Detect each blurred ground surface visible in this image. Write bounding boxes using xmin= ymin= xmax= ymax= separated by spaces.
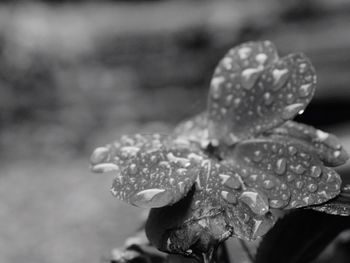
xmin=1 ymin=1 xmax=350 ymax=263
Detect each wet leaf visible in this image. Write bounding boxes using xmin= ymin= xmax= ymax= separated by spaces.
xmin=90 ymin=134 xmax=207 ymax=208
xmin=255 ymin=209 xmax=350 ymax=263
xmin=173 ymin=112 xmax=209 ymax=148
xmin=221 ymin=137 xmax=342 ymax=209
xmin=266 ymin=121 xmax=349 ymax=166
xmin=208 ymin=41 xmax=316 ymax=146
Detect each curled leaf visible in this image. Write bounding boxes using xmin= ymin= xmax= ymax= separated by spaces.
xmin=266 ymin=121 xmax=349 ymax=166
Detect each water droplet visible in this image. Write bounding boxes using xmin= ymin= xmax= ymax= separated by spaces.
xmin=333 ymin=151 xmax=341 ymax=158
xmin=295 ymin=181 xmax=304 ymax=189
xmin=238 ymin=47 xmax=252 ymax=59
xmin=316 ymin=130 xmax=329 ymax=141
xmin=224 ymin=95 xmax=233 ymax=107
xmin=299 ymin=83 xmax=312 ymax=97
xmin=269 ymin=199 xmax=284 ymax=208
xmin=286 ymin=93 xmax=294 ymax=104
xmin=90 ymin=147 xmax=109 ymax=165
xmin=150 ymin=155 xmax=158 ymax=163
xmin=233 ymin=98 xmax=241 ymax=108
xmin=249 ymin=174 xmax=258 ymax=182
xmin=291 ymin=164 xmax=306 ymax=175
xmin=263 ymin=180 xmax=275 ymax=189
xmin=272 ymin=68 xmax=289 ymax=90
xmin=221 ymin=191 xmax=237 ymax=204
xmin=282 ymin=193 xmax=290 ymax=201
xmin=211 ymin=77 xmax=225 ymax=99
xmin=310 ymin=166 xmax=322 ymax=178
xmin=282 ymin=103 xmax=304 ymax=120
xmin=131 ymin=189 xmax=171 ymax=208
xmin=222 ymin=57 xmax=233 ymax=70
xmin=219 ymin=174 xmax=230 ymax=185
xmin=308 ymin=183 xmax=318 ymax=193
xmin=169 ymin=178 xmax=175 ymax=185
xmin=288 ymin=146 xmax=297 ymax=156
xmin=299 ymin=63 xmax=307 ymax=73
xmin=281 ymin=183 xmax=288 ymax=190
xmin=271 ymin=144 xmax=278 ymax=153
xmin=92 ymin=163 xmax=120 ymax=173
xmin=263 ymin=92 xmax=274 ymax=106
xmin=287 ymin=174 xmax=295 ymax=182
xmin=241 ymin=68 xmax=262 ymax=90
xmin=225 ymin=176 xmax=241 ymax=190
xmin=256 ymin=53 xmax=268 ymax=65
xmin=128 ymin=163 xmax=138 ymax=175
xmin=299 ymin=153 xmax=310 ymax=160
xmin=275 ymin=158 xmax=287 ymax=175
xmin=253 ymin=150 xmax=263 ymax=162
xmin=178 ymin=182 xmax=185 ymax=193
xmin=239 ymin=190 xmax=269 ymax=216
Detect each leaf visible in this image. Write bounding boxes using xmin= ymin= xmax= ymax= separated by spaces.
xmin=266 ymin=121 xmax=349 ymax=166
xmin=208 ymin=42 xmax=316 ymax=146
xmin=255 ymin=209 xmax=350 ymax=263
xmin=90 ymin=134 xmax=207 ymax=208
xmin=221 ymin=137 xmax=342 ymax=209
xmin=172 ymin=112 xmax=209 ymax=148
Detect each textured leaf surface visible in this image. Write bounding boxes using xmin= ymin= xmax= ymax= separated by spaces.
xmin=173 ymin=112 xmax=209 ymax=148
xmin=90 ymin=134 xmax=206 ymax=208
xmin=267 ymin=121 xmax=349 ymax=166
xmin=208 ymin=41 xmax=316 ymax=146
xmin=221 ymin=138 xmax=342 ymax=209
xmin=255 ymin=209 xmax=350 ymax=263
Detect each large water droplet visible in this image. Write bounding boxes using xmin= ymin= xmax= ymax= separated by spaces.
xmin=282 ymin=103 xmax=304 ymax=120
xmin=275 ymin=158 xmax=287 ymax=175
xmin=239 ymin=190 xmax=269 ymax=216
xmin=272 ymin=68 xmax=289 ymax=90
xmin=131 ymin=189 xmax=171 ymax=208
xmin=225 ymin=176 xmax=241 ymax=190
xmin=241 ymin=68 xmax=262 ymax=90
xmin=288 ymin=145 xmax=297 ymax=156
xmin=211 ymin=77 xmax=225 ymax=99
xmin=92 ymin=163 xmax=120 ymax=173
xmin=263 ymin=180 xmax=275 ymax=189
xmin=222 ymin=57 xmax=233 ymax=70
xmin=298 ymin=83 xmax=312 ymax=97
xmin=310 ymin=166 xmax=322 ymax=178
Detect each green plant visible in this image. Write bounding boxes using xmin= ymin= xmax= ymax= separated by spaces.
xmin=90 ymin=41 xmax=350 ymax=263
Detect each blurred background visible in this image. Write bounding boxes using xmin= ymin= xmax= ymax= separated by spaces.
xmin=1 ymin=0 xmax=350 ymax=262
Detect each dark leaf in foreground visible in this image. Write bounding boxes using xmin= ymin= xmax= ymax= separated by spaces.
xmin=255 ymin=209 xmax=350 ymax=263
